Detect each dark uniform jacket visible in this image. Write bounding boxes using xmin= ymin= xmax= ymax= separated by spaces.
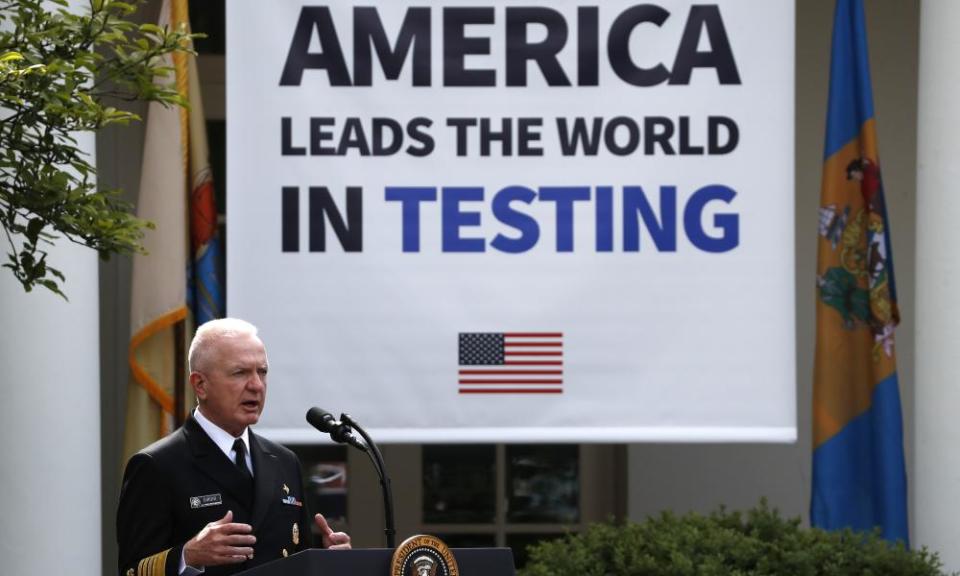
xmin=117 ymin=416 xmax=313 ymax=576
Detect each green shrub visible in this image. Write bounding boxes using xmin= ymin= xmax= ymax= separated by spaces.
xmin=520 ymin=501 xmax=947 ymax=576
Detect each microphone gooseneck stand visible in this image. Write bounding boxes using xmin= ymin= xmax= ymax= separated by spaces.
xmin=340 ymin=413 xmax=396 ymax=549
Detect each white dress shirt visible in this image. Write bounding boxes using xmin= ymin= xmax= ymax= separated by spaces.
xmin=193 ymin=407 xmax=253 ymax=475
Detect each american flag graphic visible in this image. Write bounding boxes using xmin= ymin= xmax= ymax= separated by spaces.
xmin=458 ymin=332 xmax=564 ymax=394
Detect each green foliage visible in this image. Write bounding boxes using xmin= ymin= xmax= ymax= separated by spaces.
xmin=0 ymin=0 xmax=195 ymax=297
xmin=520 ymin=502 xmax=948 ymax=576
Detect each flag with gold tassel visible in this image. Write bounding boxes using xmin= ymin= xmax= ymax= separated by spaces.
xmin=124 ymin=0 xmax=223 ymax=463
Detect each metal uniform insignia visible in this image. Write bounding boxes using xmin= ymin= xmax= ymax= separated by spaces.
xmin=391 ymin=535 xmax=459 ymax=576
xmin=281 ymin=495 xmax=303 ymax=506
xmin=280 ymin=482 xmax=302 ymax=506
xmin=292 ymin=522 xmax=300 ymax=545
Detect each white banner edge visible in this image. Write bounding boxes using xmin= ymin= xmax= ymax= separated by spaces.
xmin=258 ymin=426 xmax=798 ymax=445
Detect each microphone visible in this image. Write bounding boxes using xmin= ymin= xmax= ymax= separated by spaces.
xmin=306 ymin=407 xmax=366 ymax=451
xmin=305 ymin=407 xmax=397 ymax=548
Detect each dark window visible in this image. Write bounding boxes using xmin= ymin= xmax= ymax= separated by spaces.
xmin=506 ymin=445 xmax=579 ymax=524
xmin=423 ymin=445 xmax=496 ymax=523
xmin=189 ymin=0 xmax=225 ymax=54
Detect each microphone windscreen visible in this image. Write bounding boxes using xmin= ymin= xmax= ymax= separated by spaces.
xmin=306 ymin=407 xmax=336 ymax=432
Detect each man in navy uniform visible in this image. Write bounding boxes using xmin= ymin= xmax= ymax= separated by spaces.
xmin=117 ymin=318 xmax=351 ymax=576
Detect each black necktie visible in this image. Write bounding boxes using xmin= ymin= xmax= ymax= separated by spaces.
xmin=232 ymin=438 xmax=254 ymax=488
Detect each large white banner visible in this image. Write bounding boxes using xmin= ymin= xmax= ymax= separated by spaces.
xmin=227 ymin=0 xmax=796 ymax=443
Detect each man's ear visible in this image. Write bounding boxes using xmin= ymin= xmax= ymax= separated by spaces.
xmin=189 ymin=372 xmax=206 ymax=400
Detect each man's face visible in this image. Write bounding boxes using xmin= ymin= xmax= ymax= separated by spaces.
xmin=192 ymin=332 xmax=268 ymax=437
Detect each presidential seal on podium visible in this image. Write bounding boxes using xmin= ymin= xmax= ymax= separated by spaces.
xmin=391 ymin=535 xmax=459 ymax=576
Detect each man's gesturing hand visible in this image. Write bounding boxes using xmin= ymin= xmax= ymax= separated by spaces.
xmin=183 ymin=510 xmax=257 ymax=567
xmin=315 ymin=513 xmax=351 ymax=549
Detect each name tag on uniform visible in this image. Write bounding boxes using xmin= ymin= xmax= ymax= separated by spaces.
xmin=190 ymin=493 xmax=223 ymax=509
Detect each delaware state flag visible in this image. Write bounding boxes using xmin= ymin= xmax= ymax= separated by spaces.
xmin=811 ymin=0 xmax=908 ymax=544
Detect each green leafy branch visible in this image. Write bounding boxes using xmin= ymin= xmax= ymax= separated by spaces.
xmin=0 ymin=0 xmax=197 ymax=298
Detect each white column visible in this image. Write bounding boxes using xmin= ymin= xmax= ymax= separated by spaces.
xmin=915 ymin=0 xmax=960 ymax=568
xmin=0 ymin=146 xmax=102 ymax=571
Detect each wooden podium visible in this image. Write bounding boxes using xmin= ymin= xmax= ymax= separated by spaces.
xmin=237 ymin=548 xmax=516 ymax=576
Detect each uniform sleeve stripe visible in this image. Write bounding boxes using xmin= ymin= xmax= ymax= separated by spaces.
xmin=137 ymin=548 xmax=170 ymax=576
